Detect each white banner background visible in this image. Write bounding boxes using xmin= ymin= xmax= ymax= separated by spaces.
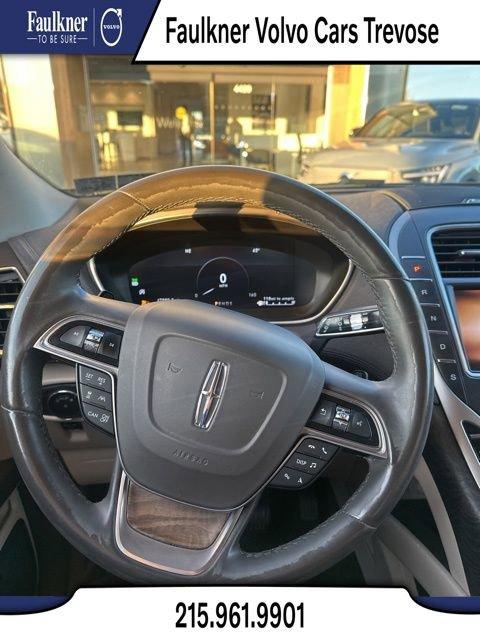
xmin=135 ymin=0 xmax=477 ymax=62
xmin=1 ymin=588 xmax=478 ymax=635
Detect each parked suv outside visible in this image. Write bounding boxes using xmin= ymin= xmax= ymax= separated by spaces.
xmin=300 ymin=99 xmax=480 ymax=185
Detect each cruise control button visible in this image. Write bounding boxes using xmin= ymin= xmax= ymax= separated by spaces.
xmin=411 ymin=279 xmax=439 ymax=304
xmin=309 ymin=397 xmax=336 ymax=427
xmin=82 ymin=403 xmax=114 ymax=434
xmin=59 ymin=325 xmax=88 ymax=348
xmin=269 ymin=468 xmax=311 ymax=489
xmin=297 ymin=438 xmax=338 ymax=460
xmin=99 ymin=332 xmax=122 ymax=359
xmin=80 ymin=384 xmax=112 ymax=411
xmin=79 ymin=366 xmax=112 ymax=392
xmin=286 ymin=452 xmax=326 ymax=475
xmin=348 ymin=411 xmax=373 ymax=440
xmin=422 ymin=305 xmax=447 ymax=332
xmin=429 ymin=332 xmax=455 ymax=361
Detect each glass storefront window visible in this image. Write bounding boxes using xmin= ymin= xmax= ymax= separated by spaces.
xmin=0 ymin=58 xmax=332 ymax=191
xmin=86 ymin=63 xmax=328 ymax=183
xmin=3 ymin=58 xmax=479 ymax=194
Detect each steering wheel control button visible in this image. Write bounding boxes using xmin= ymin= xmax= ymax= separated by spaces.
xmin=307 ymin=394 xmax=380 ymax=447
xmin=59 ymin=325 xmax=88 ymax=348
xmin=422 ymin=305 xmax=448 ymax=332
xmin=348 ymin=411 xmax=373 ymax=439
xmin=316 ymin=308 xmax=382 ymax=336
xmin=286 ymin=452 xmax=326 ymax=475
xmin=297 ymin=438 xmax=337 ymax=460
xmin=437 ymin=360 xmax=465 ymax=400
xmin=270 ymin=468 xmax=312 ymax=489
xmin=411 ymin=279 xmax=439 ymax=304
xmin=80 ymin=384 xmax=112 ymax=411
xmin=99 ymin=332 xmax=122 ymax=359
xmin=334 ymin=405 xmax=351 ymax=422
xmin=52 ymin=323 xmax=123 ymax=364
xmin=429 ymin=332 xmax=455 ymax=361
xmin=401 ymin=257 xmax=432 ymax=279
xmin=79 ymin=365 xmax=112 ymax=393
xmin=83 ymin=328 xmax=104 ymax=353
xmin=332 ymin=418 xmax=349 ymax=431
xmin=81 ymin=403 xmax=114 ymax=435
xmin=308 ymin=397 xmax=336 ymax=427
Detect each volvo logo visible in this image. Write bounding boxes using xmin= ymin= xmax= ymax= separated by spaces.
xmin=100 ymin=8 xmax=123 ymax=47
xmin=193 ymin=360 xmax=228 ymax=430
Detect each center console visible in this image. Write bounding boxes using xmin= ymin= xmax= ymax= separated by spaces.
xmin=390 ymin=205 xmax=480 ymax=488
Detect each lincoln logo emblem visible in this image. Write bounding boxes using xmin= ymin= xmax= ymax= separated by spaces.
xmin=193 ymin=360 xmax=228 ymax=430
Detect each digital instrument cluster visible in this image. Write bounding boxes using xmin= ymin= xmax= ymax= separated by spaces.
xmin=128 ymin=242 xmax=316 ymax=311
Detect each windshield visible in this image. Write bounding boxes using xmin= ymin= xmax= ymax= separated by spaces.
xmin=1 ymin=58 xmax=480 ymax=193
xmin=357 ymin=102 xmax=480 ymax=139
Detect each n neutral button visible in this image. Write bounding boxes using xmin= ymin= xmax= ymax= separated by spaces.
xmin=423 ymin=305 xmax=447 ymax=332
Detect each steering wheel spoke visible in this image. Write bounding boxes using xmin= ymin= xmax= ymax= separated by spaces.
xmin=111 ymin=470 xmax=251 ymax=578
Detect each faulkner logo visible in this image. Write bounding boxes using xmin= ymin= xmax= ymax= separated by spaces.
xmin=100 ymin=8 xmax=123 ymax=47
xmin=26 ymin=10 xmax=88 ymax=44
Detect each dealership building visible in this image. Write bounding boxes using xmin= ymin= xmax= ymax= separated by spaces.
xmin=0 ymin=58 xmax=473 ymax=191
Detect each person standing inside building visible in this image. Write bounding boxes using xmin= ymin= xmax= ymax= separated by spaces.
xmin=175 ymin=105 xmax=194 ymax=166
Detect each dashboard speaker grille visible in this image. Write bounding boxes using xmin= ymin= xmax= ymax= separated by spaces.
xmin=432 ymin=229 xmax=480 ymax=277
xmin=0 ymin=268 xmax=23 ymax=356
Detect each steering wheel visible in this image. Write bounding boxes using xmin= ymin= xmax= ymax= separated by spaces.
xmin=1 ymin=167 xmax=433 ymax=584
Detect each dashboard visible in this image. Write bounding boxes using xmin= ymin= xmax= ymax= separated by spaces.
xmin=6 ymin=172 xmax=480 ymax=590
xmin=94 ymin=211 xmax=351 ymax=324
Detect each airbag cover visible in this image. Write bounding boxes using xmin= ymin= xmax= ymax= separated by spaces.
xmin=116 ymin=300 xmax=324 ymax=509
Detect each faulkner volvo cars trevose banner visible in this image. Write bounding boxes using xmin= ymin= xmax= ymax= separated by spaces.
xmin=0 ymin=0 xmax=480 ymax=635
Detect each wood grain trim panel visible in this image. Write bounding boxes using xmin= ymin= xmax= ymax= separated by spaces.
xmin=126 ymin=482 xmax=229 ymax=550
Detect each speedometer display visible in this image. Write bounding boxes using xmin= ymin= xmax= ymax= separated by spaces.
xmin=128 ymin=242 xmax=316 ymax=311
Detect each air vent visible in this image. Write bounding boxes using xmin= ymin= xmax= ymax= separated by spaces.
xmin=432 ymin=229 xmax=480 ymax=278
xmin=0 ymin=268 xmax=24 ymax=356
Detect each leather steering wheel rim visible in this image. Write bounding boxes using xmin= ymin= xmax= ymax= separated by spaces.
xmin=1 ymin=166 xmax=433 ymax=584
